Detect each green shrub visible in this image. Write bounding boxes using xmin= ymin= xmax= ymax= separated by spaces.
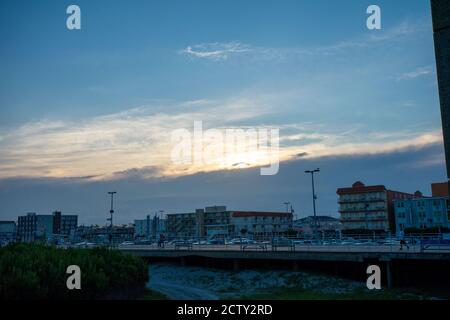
xmin=0 ymin=243 xmax=149 ymax=300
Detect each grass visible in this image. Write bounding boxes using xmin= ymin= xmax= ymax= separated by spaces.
xmin=139 ymin=289 xmax=169 ymax=300
xmin=237 ymin=287 xmax=438 ymax=300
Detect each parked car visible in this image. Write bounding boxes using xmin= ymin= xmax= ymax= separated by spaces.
xmin=134 ymin=239 xmax=153 ymax=245
xmin=207 ymin=238 xmax=225 ymax=245
xmin=382 ymin=239 xmax=401 ymax=246
xmin=271 ymin=237 xmax=293 ymax=246
xmin=226 ymin=238 xmax=255 ymax=245
xmin=339 ymin=240 xmax=357 ymax=246
xmin=192 ymin=240 xmax=208 ymax=245
xmin=167 ymin=240 xmax=179 ymax=246
xmin=119 ymin=241 xmax=135 ymax=246
xmin=73 ymin=241 xmax=96 ymax=248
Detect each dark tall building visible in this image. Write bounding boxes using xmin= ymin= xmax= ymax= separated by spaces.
xmin=52 ymin=211 xmax=78 ymax=236
xmin=17 ymin=212 xmax=77 ymax=243
xmin=431 ymin=1 xmax=450 ymax=192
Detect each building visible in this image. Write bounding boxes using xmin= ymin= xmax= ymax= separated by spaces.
xmin=135 ymin=218 xmax=149 ymax=239
xmin=18 ymin=213 xmax=53 ymax=242
xmin=337 ymin=181 xmax=414 ymax=233
xmin=432 ymin=182 xmax=449 ymax=197
xmin=231 ymin=211 xmax=293 ymax=238
xmin=74 ymin=225 xmax=107 ymax=244
xmin=203 ymin=206 xmax=233 ymax=238
xmin=0 ymin=221 xmax=17 ymax=244
xmin=293 ymin=216 xmax=341 ymax=235
xmin=167 ymin=211 xmax=202 ymax=238
xmin=394 ymin=196 xmax=450 ymax=234
xmin=431 ymin=0 xmax=450 ymax=201
xmin=17 ymin=212 xmax=78 ymax=243
xmin=166 ymin=207 xmax=224 ymax=239
xmin=75 ymin=224 xmax=134 ymax=244
xmin=112 ymin=224 xmax=135 ymax=243
xmin=134 ymin=215 xmax=167 ymax=240
xmin=166 ymin=206 xmax=293 ymax=239
xmin=52 ymin=211 xmax=78 ymax=238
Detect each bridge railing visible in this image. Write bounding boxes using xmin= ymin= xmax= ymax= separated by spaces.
xmin=117 ymin=233 xmax=450 ymax=253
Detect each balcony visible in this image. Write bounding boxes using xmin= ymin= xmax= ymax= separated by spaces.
xmin=339 ymin=208 xmax=387 ymax=214
xmin=338 ymin=199 xmax=386 ymax=204
xmin=339 ymin=218 xmax=387 ymax=223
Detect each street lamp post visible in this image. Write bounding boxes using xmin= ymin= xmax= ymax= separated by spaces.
xmin=305 ymin=168 xmax=320 ymax=236
xmin=107 ymin=191 xmax=117 ymax=247
xmin=283 ymin=202 xmax=291 ymax=213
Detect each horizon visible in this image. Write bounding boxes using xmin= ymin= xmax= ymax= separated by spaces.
xmin=0 ymin=0 xmax=447 ymax=225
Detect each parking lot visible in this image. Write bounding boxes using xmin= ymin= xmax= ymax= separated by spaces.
xmin=118 ymin=238 xmax=450 ymax=253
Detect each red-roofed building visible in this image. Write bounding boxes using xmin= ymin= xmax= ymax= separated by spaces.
xmin=337 ymin=181 xmax=415 ymax=232
xmin=166 ymin=206 xmax=292 ymax=238
xmin=231 ymin=211 xmax=293 ymax=238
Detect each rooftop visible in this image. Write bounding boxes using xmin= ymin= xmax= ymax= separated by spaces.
xmin=232 ymin=211 xmax=292 ymax=218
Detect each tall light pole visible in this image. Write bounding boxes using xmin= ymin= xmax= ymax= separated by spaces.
xmin=107 ymin=191 xmax=117 ymax=247
xmin=305 ymin=168 xmax=320 ymax=235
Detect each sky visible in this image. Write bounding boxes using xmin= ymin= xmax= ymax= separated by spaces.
xmin=0 ymin=0 xmax=447 ymax=224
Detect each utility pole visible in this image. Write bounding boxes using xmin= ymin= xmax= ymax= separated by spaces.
xmin=107 ymin=191 xmax=117 ymax=247
xmin=283 ymin=202 xmax=291 ymax=213
xmin=305 ymin=168 xmax=320 ymax=236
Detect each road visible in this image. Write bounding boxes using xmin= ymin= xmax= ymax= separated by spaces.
xmin=147 ymin=266 xmax=219 ymax=300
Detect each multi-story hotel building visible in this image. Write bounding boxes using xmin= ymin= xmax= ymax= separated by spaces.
xmin=166 ymin=206 xmax=292 ymax=239
xmin=134 ymin=215 xmax=167 ymax=240
xmin=231 ymin=211 xmax=293 ymax=237
xmin=337 ymin=181 xmax=414 ymax=232
xmin=394 ymin=196 xmax=450 ymax=234
xmin=166 ymin=209 xmax=205 ymax=238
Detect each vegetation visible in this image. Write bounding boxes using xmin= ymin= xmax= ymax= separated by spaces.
xmin=237 ymin=287 xmax=442 ymax=300
xmin=0 ymin=243 xmax=149 ymax=300
xmin=139 ymin=289 xmax=169 ymax=300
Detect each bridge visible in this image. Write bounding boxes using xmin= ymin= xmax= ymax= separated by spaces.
xmin=120 ymin=244 xmax=450 ymax=289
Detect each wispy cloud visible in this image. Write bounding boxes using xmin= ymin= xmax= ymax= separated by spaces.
xmin=397 ymin=65 xmax=435 ymax=81
xmin=180 ymin=42 xmax=252 ymax=60
xmin=0 ymin=96 xmax=274 ymax=179
xmin=0 ymin=17 xmax=439 ymax=180
xmin=0 ymin=93 xmax=443 ymax=180
xmin=180 ymin=20 xmax=425 ymax=62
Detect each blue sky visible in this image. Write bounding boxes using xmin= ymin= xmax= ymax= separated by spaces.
xmin=0 ymin=0 xmax=439 ymax=125
xmin=0 ymin=1 xmax=446 ymax=223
